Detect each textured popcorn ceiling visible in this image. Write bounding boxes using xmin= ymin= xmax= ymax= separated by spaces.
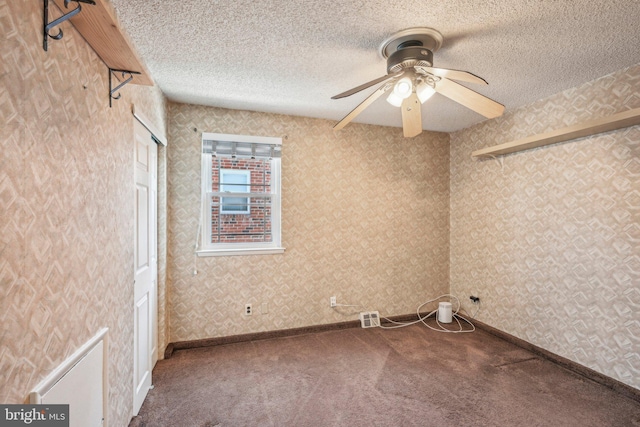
xmin=110 ymin=0 xmax=640 ymax=132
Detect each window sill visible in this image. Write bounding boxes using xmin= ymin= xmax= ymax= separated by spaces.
xmin=196 ymin=247 xmax=286 ymax=257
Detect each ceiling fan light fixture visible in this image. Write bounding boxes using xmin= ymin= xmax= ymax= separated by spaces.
xmin=332 ymin=27 xmax=505 ymax=136
xmin=416 ymin=82 xmax=436 ymax=103
xmin=393 ymin=77 xmax=413 ymax=99
xmin=386 ymin=91 xmax=404 ymax=107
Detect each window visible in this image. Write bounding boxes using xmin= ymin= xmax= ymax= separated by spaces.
xmin=220 ymin=169 xmax=250 ymax=214
xmin=199 ymin=133 xmax=283 ymax=256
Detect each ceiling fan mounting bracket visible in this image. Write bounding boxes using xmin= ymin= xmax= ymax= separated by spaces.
xmin=379 ymin=27 xmax=444 ymax=59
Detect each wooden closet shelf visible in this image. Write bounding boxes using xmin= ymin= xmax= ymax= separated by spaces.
xmin=472 ymin=107 xmax=640 ymax=158
xmin=51 ymin=0 xmax=153 ymax=86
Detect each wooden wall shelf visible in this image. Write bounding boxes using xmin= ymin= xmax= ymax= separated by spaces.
xmin=472 ymin=107 xmax=640 ymax=158
xmin=50 ymin=0 xmax=153 ymax=86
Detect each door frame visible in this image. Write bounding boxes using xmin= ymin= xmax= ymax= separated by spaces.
xmin=132 ymin=108 xmax=166 ymax=416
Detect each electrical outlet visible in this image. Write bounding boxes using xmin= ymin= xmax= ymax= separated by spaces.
xmin=245 ymin=304 xmax=252 ymax=315
xmin=330 ymin=296 xmax=337 ymax=307
xmin=261 ymin=302 xmax=268 ymax=314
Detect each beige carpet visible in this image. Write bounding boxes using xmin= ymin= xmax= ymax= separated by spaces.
xmin=130 ymin=322 xmax=640 ymax=427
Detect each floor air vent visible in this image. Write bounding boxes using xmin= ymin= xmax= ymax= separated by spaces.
xmin=359 ymin=311 xmax=380 ymax=328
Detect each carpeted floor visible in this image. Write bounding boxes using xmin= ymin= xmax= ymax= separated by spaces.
xmin=129 ymin=322 xmax=640 ymax=427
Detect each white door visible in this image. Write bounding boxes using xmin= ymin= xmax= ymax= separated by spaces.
xmin=133 ymin=119 xmax=158 ymax=415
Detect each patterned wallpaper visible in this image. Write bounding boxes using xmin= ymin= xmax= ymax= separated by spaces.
xmin=167 ymin=103 xmax=451 ymax=342
xmin=450 ymin=64 xmax=640 ymax=390
xmin=4 ymin=4 xmax=637 ymax=422
xmin=0 ymin=1 xmax=167 ymax=425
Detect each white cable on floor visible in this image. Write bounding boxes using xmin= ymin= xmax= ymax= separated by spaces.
xmin=369 ymin=294 xmax=477 ymax=333
xmin=330 ymin=294 xmax=478 ymax=333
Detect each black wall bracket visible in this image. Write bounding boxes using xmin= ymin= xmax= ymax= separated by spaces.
xmin=109 ymin=68 xmax=141 ymax=107
xmin=43 ymin=0 xmax=95 ymax=51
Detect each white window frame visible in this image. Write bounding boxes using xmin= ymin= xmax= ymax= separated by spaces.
xmin=198 ymin=132 xmax=284 ymax=257
xmin=219 ymin=169 xmax=251 ymax=214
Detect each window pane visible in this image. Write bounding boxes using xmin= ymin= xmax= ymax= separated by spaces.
xmin=210 ymin=159 xmax=273 ymax=243
xmin=221 ymin=171 xmax=249 ymax=191
xmin=220 ymin=197 xmax=249 ymax=212
xmin=220 ymin=169 xmax=250 ymax=214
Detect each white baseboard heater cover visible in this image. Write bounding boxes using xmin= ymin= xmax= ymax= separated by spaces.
xmin=30 ymin=327 xmax=109 ymax=427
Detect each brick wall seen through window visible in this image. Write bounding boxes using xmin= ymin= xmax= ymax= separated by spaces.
xmin=210 ymin=158 xmax=272 ymax=243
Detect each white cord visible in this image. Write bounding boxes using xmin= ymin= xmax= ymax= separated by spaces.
xmin=192 ymin=190 xmax=204 ymax=276
xmin=379 ymin=294 xmax=476 ymax=333
xmin=331 ymin=303 xmax=366 ymax=316
xmin=460 ymin=300 xmax=481 ymax=319
xmin=334 ymin=303 xmax=365 ymax=308
xmin=330 ymin=294 xmax=477 ymax=333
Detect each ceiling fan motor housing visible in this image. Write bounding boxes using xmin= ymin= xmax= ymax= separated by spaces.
xmin=387 ymin=46 xmax=433 ymax=73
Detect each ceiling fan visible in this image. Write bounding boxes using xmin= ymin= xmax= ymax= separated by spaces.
xmin=332 ymin=28 xmax=505 ymax=137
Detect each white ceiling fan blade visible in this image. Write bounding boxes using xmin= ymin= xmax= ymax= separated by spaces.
xmin=434 ymin=78 xmax=505 ymax=118
xmin=333 ymin=84 xmax=390 ymax=131
xmin=401 ymin=93 xmax=422 ymax=137
xmin=416 ymin=66 xmax=488 ymax=85
xmin=331 ymin=71 xmax=403 ymax=99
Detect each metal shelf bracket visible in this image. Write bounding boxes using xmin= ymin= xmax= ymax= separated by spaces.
xmin=43 ymin=0 xmax=95 ymax=51
xmin=109 ymin=68 xmax=140 ymax=107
